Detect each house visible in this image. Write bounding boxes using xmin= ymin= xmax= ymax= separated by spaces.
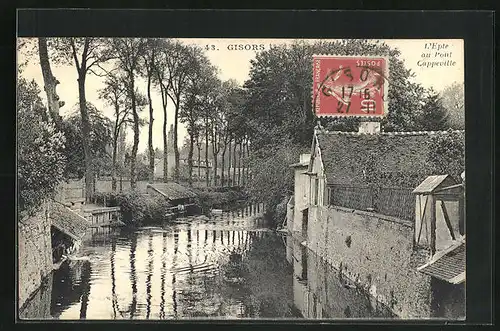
xmin=288 ymin=153 xmax=311 ymax=237
xmin=304 ymin=128 xmax=465 ymax=224
xmin=286 ymin=126 xmax=466 ymax=319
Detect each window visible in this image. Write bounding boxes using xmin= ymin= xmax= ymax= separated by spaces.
xmin=314 ymin=177 xmax=319 ymax=206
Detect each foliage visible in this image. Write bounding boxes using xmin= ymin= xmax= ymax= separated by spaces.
xmin=274 ymin=195 xmax=290 ymax=228
xmin=93 ymin=191 xmax=173 ymax=226
xmin=192 ymin=187 xmax=248 ymax=211
xmin=441 ymin=82 xmax=465 ymax=130
xmin=416 ymin=89 xmax=450 ymax=131
xmin=427 ymin=130 xmax=465 ymax=180
xmin=247 ymin=142 xmax=307 ymax=223
xmin=61 ymin=102 xmax=113 ymax=178
xmin=18 ymin=77 xmax=66 ymax=215
xmin=135 ymin=161 xmax=150 ymax=181
xmin=243 ymin=39 xmax=426 ymax=150
xmin=109 ymin=38 xmax=149 ymax=186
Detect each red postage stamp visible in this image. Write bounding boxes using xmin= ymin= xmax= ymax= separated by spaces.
xmin=312 ymin=55 xmax=389 ymax=117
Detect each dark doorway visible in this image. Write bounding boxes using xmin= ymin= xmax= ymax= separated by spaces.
xmin=302 ymin=209 xmax=308 ymax=240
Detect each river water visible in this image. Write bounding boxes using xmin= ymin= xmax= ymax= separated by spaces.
xmin=20 ymin=204 xmax=396 ymax=320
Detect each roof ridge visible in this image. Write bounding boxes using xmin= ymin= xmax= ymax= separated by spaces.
xmin=316 ymin=129 xmax=465 ymax=136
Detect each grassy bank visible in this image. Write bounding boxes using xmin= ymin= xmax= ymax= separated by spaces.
xmin=192 ymin=187 xmax=249 ymax=213
xmin=93 ymin=187 xmax=249 ymax=225
xmin=93 ymin=191 xmax=173 ymax=227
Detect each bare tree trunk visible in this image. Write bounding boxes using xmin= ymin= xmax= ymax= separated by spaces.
xmin=187 ymin=131 xmax=194 ymax=186
xmin=232 ymin=140 xmax=237 ymax=186
xmin=157 ymin=74 xmax=169 ymax=183
xmin=111 ymin=116 xmax=119 ymax=192
xmin=146 ymin=73 xmax=155 ymax=183
xmin=221 ymin=144 xmax=227 ymax=187
xmin=211 ymin=126 xmax=218 ymax=187
xmin=205 ymin=132 xmax=210 ymax=187
xmin=77 ymin=73 xmax=95 ymax=202
xmin=111 ymin=144 xmax=117 ymax=191
xmin=162 ymin=94 xmax=168 ymax=182
xmin=246 ymin=139 xmax=250 ymax=185
xmin=130 ymin=77 xmax=139 ymax=190
xmin=37 ymin=38 xmax=63 ymax=127
xmin=173 ymin=96 xmax=180 ymax=181
xmin=241 ymin=139 xmax=245 ymax=186
xmin=227 ymin=139 xmax=232 ymax=186
xmin=237 ymin=142 xmax=242 ymax=186
xmin=196 ymin=138 xmax=201 ymax=180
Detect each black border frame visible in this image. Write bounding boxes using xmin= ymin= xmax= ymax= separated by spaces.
xmin=6 ymin=7 xmax=495 ymax=329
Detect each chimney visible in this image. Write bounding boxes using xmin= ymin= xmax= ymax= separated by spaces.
xmin=358 ymin=121 xmax=381 ymax=134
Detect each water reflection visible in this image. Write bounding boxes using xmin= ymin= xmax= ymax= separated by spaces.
xmin=286 ymin=236 xmax=396 ymax=319
xmin=20 ymin=202 xmax=394 ymax=320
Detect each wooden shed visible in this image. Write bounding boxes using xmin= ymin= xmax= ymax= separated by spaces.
xmin=412 ymin=175 xmax=465 ymax=255
xmin=146 ymin=182 xmax=199 ymax=216
xmin=49 ymin=202 xmax=90 ymax=264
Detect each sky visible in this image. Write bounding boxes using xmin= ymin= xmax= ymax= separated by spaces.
xmin=18 ymin=38 xmax=464 ymax=153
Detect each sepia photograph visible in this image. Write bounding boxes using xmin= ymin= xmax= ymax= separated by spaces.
xmin=17 ymin=35 xmax=466 ymax=320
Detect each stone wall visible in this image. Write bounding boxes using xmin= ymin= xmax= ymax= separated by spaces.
xmin=18 ymin=203 xmax=53 ymax=311
xmin=286 ymin=196 xmax=294 ymax=233
xmin=292 ymin=167 xmax=310 ymax=234
xmin=18 ymin=273 xmax=53 ymax=319
xmin=287 ymin=236 xmax=395 ymax=319
xmin=306 ymin=205 xmax=432 ymax=319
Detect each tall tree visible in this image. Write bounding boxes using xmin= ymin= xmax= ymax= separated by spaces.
xmin=37 ymin=38 xmax=64 ymax=127
xmin=63 ymin=102 xmax=113 ymax=180
xmin=49 ymin=37 xmax=113 ymax=201
xmin=110 ymin=38 xmax=147 ymax=189
xmin=164 ymin=42 xmax=197 ymax=180
xmin=180 ymin=53 xmax=214 ymax=185
xmin=225 ymin=85 xmax=247 ymax=186
xmin=99 ymin=73 xmax=131 ymax=191
xmin=417 ymin=89 xmax=450 ymax=131
xmin=154 ymin=40 xmax=173 ymax=182
xmin=141 ymin=39 xmax=160 ymax=183
xmin=244 ymin=39 xmax=426 ymax=150
xmin=195 ymin=134 xmax=202 ymax=180
xmin=243 ymin=39 xmax=428 ymax=216
xmin=441 ymin=82 xmax=465 ymax=130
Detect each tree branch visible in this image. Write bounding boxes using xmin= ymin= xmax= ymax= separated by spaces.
xmin=69 ymin=38 xmax=81 ymax=72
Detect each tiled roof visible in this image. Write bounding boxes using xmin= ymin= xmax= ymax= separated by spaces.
xmin=418 ymin=240 xmax=465 ymax=284
xmin=49 ymin=202 xmax=89 ymax=241
xmin=315 ymin=130 xmax=463 ymax=186
xmin=147 ymin=182 xmax=198 ymax=201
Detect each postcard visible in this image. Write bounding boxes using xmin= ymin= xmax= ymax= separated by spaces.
xmin=17 ymin=34 xmax=465 ymax=320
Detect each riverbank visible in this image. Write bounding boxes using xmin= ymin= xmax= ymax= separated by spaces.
xmin=193 ymin=187 xmax=248 ymax=212
xmin=20 ymin=204 xmax=398 ymax=320
xmin=93 ymin=187 xmax=250 ymax=227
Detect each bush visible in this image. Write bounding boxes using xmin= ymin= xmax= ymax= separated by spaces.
xmin=93 ymin=191 xmax=173 ymax=226
xmin=18 ymin=96 xmax=66 ymax=216
xmin=193 ymin=188 xmax=248 ymax=211
xmin=247 ymin=142 xmax=307 ymax=224
xmin=427 ymin=129 xmax=465 ymax=180
xmin=273 ymin=195 xmax=289 ymax=228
